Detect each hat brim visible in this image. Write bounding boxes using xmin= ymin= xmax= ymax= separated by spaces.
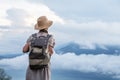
xmin=35 ymin=20 xmax=53 ymax=30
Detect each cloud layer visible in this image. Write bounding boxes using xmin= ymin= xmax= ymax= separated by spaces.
xmin=0 ymin=54 xmax=28 ymax=69
xmin=52 ymin=20 xmax=120 ymax=46
xmin=0 ymin=53 xmax=120 ymax=79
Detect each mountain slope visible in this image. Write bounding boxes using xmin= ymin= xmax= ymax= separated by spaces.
xmin=55 ymin=42 xmax=120 ymax=55
xmin=0 ymin=54 xmax=22 ymax=59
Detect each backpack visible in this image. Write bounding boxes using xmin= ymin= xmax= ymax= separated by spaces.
xmin=29 ymin=33 xmax=51 ymax=70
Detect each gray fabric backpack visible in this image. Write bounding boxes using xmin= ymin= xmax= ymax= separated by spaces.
xmin=29 ymin=33 xmax=51 ymax=70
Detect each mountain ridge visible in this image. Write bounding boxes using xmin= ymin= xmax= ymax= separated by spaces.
xmin=0 ymin=53 xmax=22 ymax=59
xmin=1 ymin=42 xmax=120 ymax=59
xmin=55 ymin=42 xmax=120 ymax=55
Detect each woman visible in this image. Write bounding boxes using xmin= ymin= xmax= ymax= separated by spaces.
xmin=23 ymin=16 xmax=55 ymax=80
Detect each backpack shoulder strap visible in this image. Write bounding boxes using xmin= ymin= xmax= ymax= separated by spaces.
xmin=31 ymin=33 xmax=52 ymax=42
xmin=32 ymin=33 xmax=37 ymax=38
xmin=46 ymin=34 xmax=52 ymax=42
xmin=30 ymin=33 xmax=37 ymax=45
xmin=47 ymin=34 xmax=52 ymax=38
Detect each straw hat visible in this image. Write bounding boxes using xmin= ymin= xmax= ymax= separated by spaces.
xmin=34 ymin=16 xmax=53 ymax=30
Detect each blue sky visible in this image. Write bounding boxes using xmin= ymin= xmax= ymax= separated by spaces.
xmin=0 ymin=0 xmax=120 ymax=80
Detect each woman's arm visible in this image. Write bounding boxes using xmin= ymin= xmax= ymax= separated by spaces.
xmin=48 ymin=45 xmax=54 ymax=56
xmin=23 ymin=43 xmax=29 ymax=53
xmin=48 ymin=35 xmax=55 ymax=56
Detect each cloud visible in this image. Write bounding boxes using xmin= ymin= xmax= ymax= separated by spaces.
xmin=0 ymin=0 xmax=65 ymax=54
xmin=1 ymin=53 xmax=120 ymax=79
xmin=29 ymin=0 xmax=120 ymax=22
xmin=0 ymin=1 xmax=120 ymax=80
xmin=0 ymin=33 xmax=3 ymax=40
xmin=51 ymin=53 xmax=120 ymax=79
xmin=0 ymin=19 xmax=11 ymax=26
xmin=0 ymin=26 xmax=10 ymax=40
xmin=6 ymin=8 xmax=30 ymax=27
xmin=51 ymin=20 xmax=120 ymax=45
xmin=0 ymin=54 xmax=28 ymax=70
xmin=0 ymin=0 xmax=120 ymax=54
xmin=0 ymin=0 xmax=64 ymax=26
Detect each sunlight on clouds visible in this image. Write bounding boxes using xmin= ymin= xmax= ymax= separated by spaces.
xmin=24 ymin=16 xmax=36 ymax=27
xmin=22 ymin=3 xmax=65 ymax=24
xmin=11 ymin=29 xmax=32 ymax=34
xmin=0 ymin=18 xmax=11 ymax=26
xmin=16 ymin=1 xmax=64 ymax=24
xmin=0 ymin=0 xmax=64 ymax=27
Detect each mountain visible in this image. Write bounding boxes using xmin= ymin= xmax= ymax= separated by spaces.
xmin=55 ymin=42 xmax=120 ymax=55
xmin=0 ymin=53 xmax=22 ymax=59
xmin=1 ymin=42 xmax=120 ymax=59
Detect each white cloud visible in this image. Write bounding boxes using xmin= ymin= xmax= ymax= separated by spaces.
xmin=52 ymin=20 xmax=120 ymax=45
xmin=0 ymin=0 xmax=65 ymax=54
xmin=0 ymin=0 xmax=65 ymax=33
xmin=0 ymin=19 xmax=11 ymax=26
xmin=0 ymin=28 xmax=9 ymax=40
xmin=1 ymin=53 xmax=120 ymax=79
xmin=51 ymin=53 xmax=120 ymax=79
xmin=0 ymin=0 xmax=64 ymax=27
xmin=6 ymin=8 xmax=30 ymax=27
xmin=0 ymin=0 xmax=120 ymax=54
xmin=0 ymin=54 xmax=28 ymax=70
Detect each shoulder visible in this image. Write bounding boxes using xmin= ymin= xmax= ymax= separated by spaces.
xmin=31 ymin=33 xmax=37 ymax=37
xmin=48 ymin=34 xmax=55 ymax=40
xmin=26 ymin=33 xmax=37 ymax=43
xmin=48 ymin=34 xmax=55 ymax=47
xmin=48 ymin=34 xmax=55 ymax=43
xmin=48 ymin=34 xmax=54 ymax=37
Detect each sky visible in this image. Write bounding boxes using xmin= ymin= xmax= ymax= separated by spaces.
xmin=0 ymin=0 xmax=120 ymax=80
xmin=0 ymin=0 xmax=120 ymax=54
